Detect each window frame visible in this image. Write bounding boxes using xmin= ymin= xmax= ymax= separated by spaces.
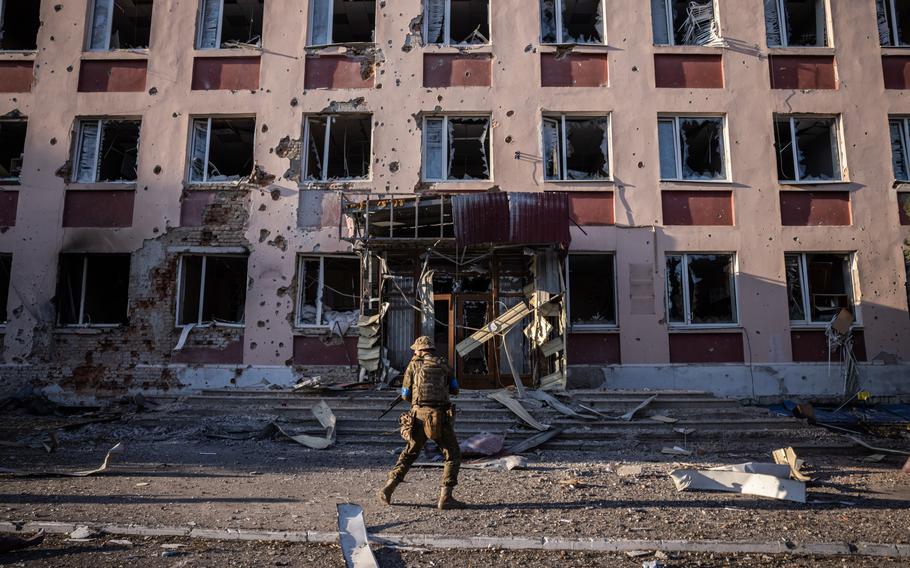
xmin=86 ymin=0 xmax=116 ymax=51
xmin=653 ymin=0 xmax=721 ymax=46
xmin=890 ymin=116 xmax=910 ymax=181
xmin=301 ymin=114 xmax=373 ymax=183
xmin=880 ymin=0 xmax=910 ymax=47
xmin=775 ymin=114 xmax=844 ymax=184
xmin=295 ymin=254 xmax=361 ymax=329
xmin=186 ymin=116 xmax=256 ymax=184
xmin=307 ymin=0 xmax=376 ymax=47
xmin=540 ymin=0 xmax=607 ymax=45
xmin=542 ymin=113 xmax=613 ymax=183
xmin=421 ymin=114 xmax=493 ymax=183
xmin=174 ymin=253 xmax=247 ymax=328
xmin=57 ymin=253 xmax=131 ymax=328
xmin=0 ymin=118 xmax=26 ymax=183
xmin=424 ymin=0 xmax=492 ymax=46
xmin=72 ymin=118 xmax=142 ymax=184
xmin=565 ymin=252 xmax=618 ymax=331
xmin=0 ymin=253 xmax=10 ymax=325
xmin=658 ymin=115 xmax=730 ymax=183
xmin=195 ymin=0 xmax=224 ymax=49
xmin=766 ymin=0 xmax=830 ymax=48
xmin=785 ymin=252 xmax=858 ymax=327
xmin=665 ymin=252 xmax=739 ymax=328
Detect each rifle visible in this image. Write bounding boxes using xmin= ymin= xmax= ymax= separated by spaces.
xmin=378 ymin=395 xmax=404 ymax=419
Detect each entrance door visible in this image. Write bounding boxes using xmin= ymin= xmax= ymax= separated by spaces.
xmin=454 ymin=295 xmax=496 ymax=388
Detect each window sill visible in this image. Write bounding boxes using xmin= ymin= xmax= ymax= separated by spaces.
xmin=543 ymin=179 xmax=614 ymax=187
xmin=81 ymin=50 xmax=149 ymax=60
xmin=892 ymin=180 xmax=910 ymax=189
xmin=569 ymin=326 xmax=619 ymax=333
xmin=294 ymin=327 xmax=359 ymax=337
xmin=423 ymin=44 xmax=493 ymax=54
xmin=767 ymin=46 xmax=835 ymax=56
xmin=778 ymin=180 xmax=849 ymax=188
xmin=0 ymin=179 xmax=21 ymax=187
xmin=183 ymin=181 xmax=246 ymax=191
xmin=173 ymin=322 xmax=245 ymax=330
xmin=539 ymin=43 xmax=610 ymax=53
xmin=54 ymin=326 xmax=123 ymax=334
xmin=420 ymin=181 xmax=494 ymax=191
xmin=660 ymin=179 xmax=733 ymax=187
xmin=301 ymin=180 xmax=372 ymax=190
xmin=881 ymin=47 xmax=910 ymax=56
xmin=194 ymin=47 xmax=262 ymax=56
xmin=66 ymin=182 xmax=137 ymax=191
xmin=790 ymin=323 xmax=863 ymax=331
xmin=0 ymin=51 xmax=36 ymax=60
xmin=668 ymin=325 xmax=742 ymax=333
xmin=305 ymin=43 xmax=375 ymax=55
xmin=652 ymin=45 xmax=724 ymax=55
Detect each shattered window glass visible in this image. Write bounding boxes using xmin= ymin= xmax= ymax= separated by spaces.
xmin=540 ymin=0 xmax=558 ymax=43
xmin=0 ymin=120 xmax=27 ymax=181
xmin=540 ymin=0 xmax=604 ymax=44
xmin=768 ymin=0 xmax=827 ymax=47
xmin=0 ymin=0 xmax=40 ymax=50
xmin=460 ymin=300 xmax=489 ymax=375
xmin=764 ymin=0 xmax=783 ymax=47
xmin=198 ymin=0 xmax=263 ymax=48
xmin=299 ymin=258 xmax=321 ymax=325
xmin=890 ymin=119 xmax=909 ymax=181
xmin=773 ymin=118 xmax=796 ymax=181
xmin=309 ymin=0 xmax=376 ymax=45
xmin=424 ymin=118 xmax=445 ymax=181
xmin=665 ymin=254 xmax=685 ymax=323
xmin=654 ymin=0 xmax=719 ymax=46
xmin=658 ymin=119 xmax=678 ymax=179
xmin=804 ymin=254 xmax=852 ymax=322
xmin=298 ymin=256 xmax=360 ymax=327
xmin=189 ymin=118 xmax=255 ymax=183
xmin=197 ymin=0 xmax=222 ymax=49
xmin=789 ymin=117 xmax=840 ymax=182
xmin=544 ymin=116 xmax=610 ymax=181
xmin=568 ymin=254 xmax=616 ymax=326
xmin=57 ymin=254 xmax=130 ymax=326
xmin=305 ymin=117 xmax=327 ymax=181
xmin=427 ymin=0 xmax=489 ymax=45
xmin=423 ymin=117 xmax=489 ymax=181
xmin=75 ymin=120 xmax=101 ymax=183
xmin=686 ymin=254 xmax=736 ymax=324
xmin=189 ymin=118 xmax=209 ymax=183
xmin=89 ymin=0 xmax=153 ymax=50
xmin=498 ymin=297 xmax=530 ymax=376
xmin=304 ymin=115 xmax=371 ymax=181
xmin=425 ymin=0 xmax=446 ymax=43
xmin=659 ymin=117 xmax=725 ymax=181
xmin=178 ymin=255 xmax=248 ymax=325
xmin=784 ymin=254 xmax=806 ymax=321
xmin=543 ymin=118 xmax=561 ymax=180
xmin=89 ymin=0 xmax=113 ymax=50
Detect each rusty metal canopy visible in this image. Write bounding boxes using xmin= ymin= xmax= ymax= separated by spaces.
xmin=452 ymin=192 xmax=570 ymax=248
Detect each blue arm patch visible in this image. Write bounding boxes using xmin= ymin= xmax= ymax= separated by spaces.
xmin=449 ymin=377 xmax=459 ymax=391
xmin=401 ymin=387 xmax=411 ymax=399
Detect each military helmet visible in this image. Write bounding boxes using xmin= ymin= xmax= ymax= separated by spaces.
xmin=410 ymin=336 xmax=435 ymax=351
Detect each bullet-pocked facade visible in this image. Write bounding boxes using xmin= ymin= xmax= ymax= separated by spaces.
xmin=0 ymin=1 xmax=909 ymax=399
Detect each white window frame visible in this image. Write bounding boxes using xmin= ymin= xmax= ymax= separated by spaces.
xmin=542 ymin=114 xmax=613 ymax=183
xmin=59 ymin=255 xmax=127 ymax=328
xmin=302 ymin=115 xmax=373 ymax=183
xmin=73 ymin=118 xmax=141 ymax=184
xmin=890 ymin=116 xmax=910 ymax=181
xmin=666 ymin=252 xmax=739 ymax=328
xmin=776 ymin=115 xmax=844 ymax=184
xmin=295 ymin=255 xmax=360 ymax=329
xmin=565 ymin=252 xmax=618 ymax=330
xmin=766 ymin=0 xmax=829 ymax=48
xmin=187 ymin=117 xmax=255 ymax=184
xmin=175 ymin=254 xmax=247 ymax=328
xmin=86 ymin=0 xmax=116 ymax=51
xmin=424 ymin=0 xmax=491 ymax=46
xmin=786 ymin=252 xmax=858 ymax=327
xmin=421 ymin=115 xmax=492 ymax=182
xmin=541 ymin=0 xmax=607 ymax=45
xmin=654 ymin=0 xmax=720 ymax=46
xmin=196 ymin=0 xmax=225 ymax=49
xmin=880 ymin=0 xmax=910 ymax=47
xmin=658 ymin=115 xmax=730 ymax=183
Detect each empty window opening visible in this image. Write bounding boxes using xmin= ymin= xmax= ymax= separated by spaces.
xmin=652 ymin=0 xmax=722 ymax=46
xmin=0 ymin=0 xmax=40 ymax=50
xmin=773 ymin=116 xmax=841 ymax=183
xmin=304 ymin=115 xmax=371 ymax=182
xmin=296 ymin=256 xmax=361 ymax=327
xmin=0 ymin=254 xmax=10 ymax=323
xmin=879 ymin=0 xmax=910 ymax=46
xmin=0 ymin=119 xmax=26 ymax=182
xmin=57 ymin=254 xmax=130 ymax=326
xmin=765 ymin=0 xmax=827 ymax=47
xmin=540 ymin=0 xmax=604 ymax=44
xmin=785 ymin=253 xmax=854 ymax=324
xmin=423 ymin=116 xmax=490 ymax=181
xmin=425 ymin=0 xmax=489 ymax=45
xmin=189 ymin=117 xmax=255 ymax=183
xmin=658 ymin=116 xmax=726 ymax=181
xmin=889 ymin=117 xmax=910 ymax=181
xmin=666 ymin=253 xmax=737 ymax=325
xmin=87 ymin=0 xmax=153 ymax=51
xmin=197 ymin=0 xmax=263 ymax=49
xmin=543 ymin=115 xmax=610 ymax=181
xmin=74 ymin=119 xmax=141 ymax=183
xmin=568 ymin=253 xmax=616 ymax=327
xmin=177 ymin=255 xmax=247 ymax=326
xmin=308 ymin=0 xmax=375 ymax=45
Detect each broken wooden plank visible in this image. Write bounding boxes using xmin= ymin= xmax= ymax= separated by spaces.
xmin=538 ymin=370 xmax=566 ymax=391
xmin=336 ymin=504 xmax=379 ymax=568
xmin=669 ymin=469 xmax=806 ymax=503
xmin=540 ymin=337 xmax=564 ymax=358
xmin=455 ymin=301 xmax=531 ymax=357
xmin=772 ymin=447 xmax=811 ymax=482
xmin=488 ymin=390 xmax=550 ymax=431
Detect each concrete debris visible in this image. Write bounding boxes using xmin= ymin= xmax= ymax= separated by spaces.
xmin=459 ymin=432 xmax=505 ymax=457
xmin=625 ymin=550 xmax=651 ymax=558
xmin=772 ymin=446 xmax=811 ymax=482
xmin=649 ymin=414 xmax=678 ymax=424
xmin=415 ymin=455 xmax=528 ymax=471
xmin=673 ymin=428 xmax=695 ymax=435
xmin=337 ymin=503 xmax=379 ymax=568
xmin=0 ymin=442 xmax=124 ymax=477
xmin=69 ymin=526 xmax=97 ymax=540
xmin=669 ymin=468 xmax=806 ymax=503
xmin=616 ymin=464 xmax=644 ymax=478
xmin=106 ymin=539 xmax=134 ymax=547
xmin=642 ymin=561 xmax=665 ymax=568
xmin=661 ymin=446 xmax=692 ymax=456
xmin=488 ymin=390 xmax=550 ymax=431
xmin=862 ymin=454 xmax=886 ymax=463
xmin=0 ymin=530 xmax=45 ymax=553
xmin=620 ymin=395 xmax=657 ymax=421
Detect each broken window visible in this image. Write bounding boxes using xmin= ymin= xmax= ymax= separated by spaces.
xmin=785 ymin=253 xmax=854 ymax=323
xmin=296 ymin=256 xmax=361 ymax=327
xmin=197 ymin=0 xmax=263 ymax=49
xmin=666 ymin=253 xmax=737 ymax=325
xmin=0 ymin=119 xmax=26 ymax=182
xmin=303 ymin=115 xmax=371 ymax=182
xmin=540 ymin=0 xmax=604 ymax=44
xmin=568 ymin=253 xmax=616 ymax=327
xmin=425 ymin=0 xmax=489 ymax=45
xmin=422 ymin=116 xmax=490 ymax=181
xmin=890 ymin=117 xmax=910 ymax=181
xmin=773 ymin=115 xmax=841 ymax=183
xmin=87 ymin=0 xmax=153 ymax=51
xmin=308 ymin=0 xmax=375 ymax=45
xmin=0 ymin=0 xmax=40 ymax=50
xmin=658 ymin=116 xmax=726 ymax=181
xmin=0 ymin=254 xmax=10 ymax=323
xmin=73 ymin=119 xmax=140 ymax=183
xmin=57 ymin=254 xmax=130 ymax=326
xmin=177 ymin=255 xmax=247 ymax=326
xmin=879 ymin=0 xmax=910 ymax=46
xmin=765 ymin=0 xmax=828 ymax=47
xmin=652 ymin=0 xmax=722 ymax=46
xmin=189 ymin=117 xmax=255 ymax=183
xmin=543 ymin=115 xmax=610 ymax=181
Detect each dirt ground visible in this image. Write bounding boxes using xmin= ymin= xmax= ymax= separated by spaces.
xmin=0 ymin=407 xmax=908 ymax=566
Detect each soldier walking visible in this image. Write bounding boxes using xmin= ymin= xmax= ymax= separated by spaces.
xmin=379 ymin=336 xmax=464 ymax=510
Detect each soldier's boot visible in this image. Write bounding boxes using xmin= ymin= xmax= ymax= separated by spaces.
xmin=437 ymin=486 xmax=465 ymax=510
xmin=378 ymin=479 xmax=400 ymax=505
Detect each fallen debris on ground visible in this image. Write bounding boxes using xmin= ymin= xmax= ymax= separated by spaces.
xmin=269 ymin=400 xmax=337 ymax=450
xmin=459 ymin=432 xmax=505 ymax=457
xmin=505 ymin=428 xmax=562 ymax=454
xmin=0 ymin=529 xmax=44 ymax=553
xmin=620 ymin=395 xmax=657 ymax=421
xmin=337 ymin=503 xmax=379 ymax=568
xmin=0 ymin=442 xmax=123 ymax=477
xmin=488 ymin=390 xmax=550 ymax=431
xmin=772 ymin=446 xmax=812 ymax=481
xmin=669 ymin=466 xmax=806 ymax=503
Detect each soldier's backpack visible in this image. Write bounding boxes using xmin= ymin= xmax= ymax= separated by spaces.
xmin=412 ymin=356 xmax=451 ymax=406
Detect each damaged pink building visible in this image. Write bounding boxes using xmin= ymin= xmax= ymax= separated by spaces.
xmin=0 ymin=0 xmax=909 ymax=400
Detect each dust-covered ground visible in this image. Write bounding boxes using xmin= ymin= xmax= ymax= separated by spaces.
xmin=0 ymin=406 xmax=908 ymax=566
